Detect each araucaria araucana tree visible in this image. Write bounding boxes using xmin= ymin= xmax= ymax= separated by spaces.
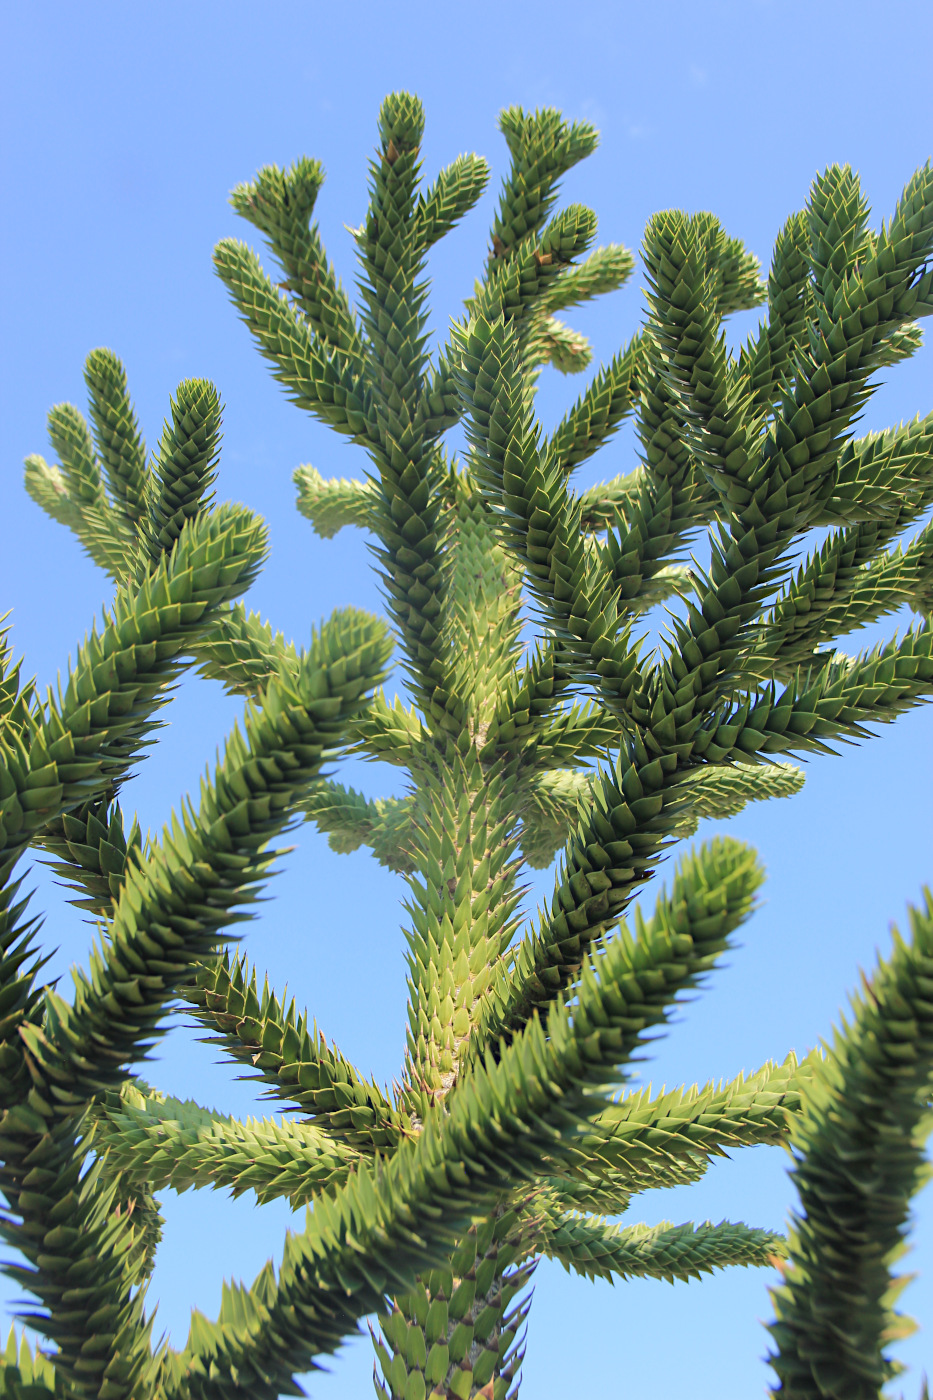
xmin=2 ymin=93 xmax=933 ymax=1400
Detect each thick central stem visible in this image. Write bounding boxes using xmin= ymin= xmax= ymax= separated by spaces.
xmin=374 ymin=1205 xmax=537 ymax=1400
xmin=401 ymin=748 xmax=523 ymax=1106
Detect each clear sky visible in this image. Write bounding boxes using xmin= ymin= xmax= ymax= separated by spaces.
xmin=1 ymin=1 xmax=931 ymax=1394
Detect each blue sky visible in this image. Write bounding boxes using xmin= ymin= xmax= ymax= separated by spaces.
xmin=1 ymin=1 xmax=931 ymax=1394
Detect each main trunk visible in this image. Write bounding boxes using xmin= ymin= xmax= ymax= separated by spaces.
xmin=372 ymin=1207 xmax=536 ymax=1400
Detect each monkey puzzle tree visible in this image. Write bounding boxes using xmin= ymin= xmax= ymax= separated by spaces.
xmin=2 ymin=93 xmax=932 ymax=1399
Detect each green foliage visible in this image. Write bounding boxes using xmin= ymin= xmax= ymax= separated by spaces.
xmin=89 ymin=1081 xmax=358 ymax=1207
xmin=0 ymin=1326 xmax=61 ymax=1400
xmin=540 ymin=1214 xmax=785 ymax=1286
xmin=183 ymin=950 xmax=408 ymax=1149
xmin=768 ymin=893 xmax=933 ymax=1399
xmin=4 ymin=93 xmax=932 ymax=1400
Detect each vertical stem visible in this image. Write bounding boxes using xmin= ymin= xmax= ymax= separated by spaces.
xmin=373 ymin=1205 xmax=536 ymax=1400
xmin=401 ymin=748 xmax=523 ymax=1108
